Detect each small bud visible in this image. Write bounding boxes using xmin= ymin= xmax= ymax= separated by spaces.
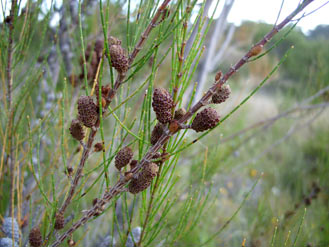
xmin=65 ymin=167 xmax=74 ymax=176
xmin=124 ymin=172 xmax=133 ymax=181
xmin=54 ymin=213 xmax=65 ymax=230
xmin=115 ymin=146 xmax=133 ymax=171
xmin=212 ymin=85 xmax=231 ymax=104
xmin=68 ymin=239 xmax=76 ymax=246
xmin=130 ymin=160 xmax=138 ymax=170
xmin=215 ymin=71 xmax=222 ymax=82
xmin=152 ymin=88 xmax=173 ymax=124
xmin=174 ymin=108 xmax=186 ymax=120
xmin=77 ymin=96 xmax=98 ymax=128
xmin=191 ymin=108 xmax=220 ymax=132
xmin=94 ymin=142 xmax=104 ymax=152
xmin=69 ymin=119 xmax=85 ymax=141
xmin=150 ymin=123 xmax=164 ymax=145
xmin=169 ymin=120 xmax=180 ymax=133
xmin=29 ymin=227 xmax=43 ymax=247
xmin=250 ymin=44 xmax=263 ymax=57
xmin=108 ymin=37 xmax=128 ymax=74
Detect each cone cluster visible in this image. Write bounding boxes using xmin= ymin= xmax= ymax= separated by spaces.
xmin=115 ymin=146 xmax=133 ymax=171
xmin=212 ymin=85 xmax=231 ymax=104
xmin=69 ymin=119 xmax=85 ymax=141
xmin=108 ymin=36 xmax=129 ymax=74
xmin=150 ymin=123 xmax=164 ymax=145
xmin=54 ymin=213 xmax=65 ymax=230
xmin=191 ymin=107 xmax=220 ymax=132
xmin=152 ymin=88 xmax=173 ymax=124
xmin=77 ymin=96 xmax=98 ymax=128
xmin=128 ymin=162 xmax=159 ymax=194
xmin=29 ymin=227 xmax=43 ymax=247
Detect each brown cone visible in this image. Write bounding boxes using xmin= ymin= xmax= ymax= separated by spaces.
xmin=128 ymin=162 xmax=158 ymax=194
xmin=77 ymin=96 xmax=98 ymax=128
xmin=191 ymin=107 xmax=220 ymax=132
xmin=152 ymin=88 xmax=173 ymax=124
xmin=29 ymin=227 xmax=43 ymax=247
xmin=54 ymin=213 xmax=65 ymax=230
xmin=150 ymin=123 xmax=164 ymax=145
xmin=115 ymin=146 xmax=133 ymax=170
xmin=69 ymin=119 xmax=85 ymax=141
xmin=212 ymin=85 xmax=231 ymax=104
xmin=108 ymin=37 xmax=128 ymax=74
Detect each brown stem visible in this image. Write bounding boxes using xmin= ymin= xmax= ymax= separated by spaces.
xmin=59 ymin=127 xmax=97 ymax=214
xmin=52 ymin=1 xmax=313 ymax=246
xmin=129 ymin=0 xmax=171 ymax=64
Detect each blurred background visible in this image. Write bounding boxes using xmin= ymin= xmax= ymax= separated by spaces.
xmin=0 ymin=0 xmax=328 ymax=246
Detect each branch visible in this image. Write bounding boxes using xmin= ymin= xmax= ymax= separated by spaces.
xmin=52 ymin=1 xmax=315 ymax=246
xmin=58 ymin=0 xmax=172 ymax=217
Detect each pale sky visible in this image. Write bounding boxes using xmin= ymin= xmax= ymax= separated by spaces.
xmin=1 ymin=0 xmax=329 ymax=33
xmin=218 ymin=0 xmax=329 ymax=33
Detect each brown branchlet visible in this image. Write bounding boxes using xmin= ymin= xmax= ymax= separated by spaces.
xmin=108 ymin=36 xmax=129 ymax=74
xmin=115 ymin=146 xmax=133 ymax=171
xmin=150 ymin=123 xmax=164 ymax=145
xmin=152 ymin=88 xmax=173 ymax=124
xmin=212 ymin=85 xmax=231 ymax=104
xmin=54 ymin=213 xmax=65 ymax=230
xmin=128 ymin=162 xmax=159 ymax=194
xmin=29 ymin=227 xmax=43 ymax=247
xmin=92 ymin=198 xmax=105 ymax=216
xmin=77 ymin=96 xmax=98 ymax=128
xmin=69 ymin=119 xmax=85 ymax=141
xmin=191 ymin=107 xmax=220 ymax=132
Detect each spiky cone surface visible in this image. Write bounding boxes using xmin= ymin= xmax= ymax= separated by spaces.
xmin=140 ymin=162 xmax=159 ymax=179
xmin=54 ymin=213 xmax=65 ymax=230
xmin=128 ymin=163 xmax=159 ymax=194
xmin=150 ymin=123 xmax=164 ymax=145
xmin=152 ymin=88 xmax=173 ymax=124
xmin=115 ymin=146 xmax=133 ymax=171
xmin=69 ymin=119 xmax=85 ymax=141
xmin=191 ymin=107 xmax=220 ymax=132
xmin=108 ymin=37 xmax=128 ymax=74
xmin=29 ymin=227 xmax=42 ymax=247
xmin=77 ymin=96 xmax=98 ymax=128
xmin=212 ymin=85 xmax=231 ymax=104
